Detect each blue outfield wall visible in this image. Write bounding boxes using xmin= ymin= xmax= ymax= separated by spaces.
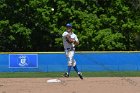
xmin=0 ymin=52 xmax=140 ymax=72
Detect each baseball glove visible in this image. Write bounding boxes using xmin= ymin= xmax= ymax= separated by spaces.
xmin=66 ymin=35 xmax=75 ymax=43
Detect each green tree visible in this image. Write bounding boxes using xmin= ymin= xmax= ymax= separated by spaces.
xmin=0 ymin=20 xmax=31 ymax=51
xmin=0 ymin=0 xmax=139 ymax=51
xmin=127 ymin=0 xmax=140 ymax=50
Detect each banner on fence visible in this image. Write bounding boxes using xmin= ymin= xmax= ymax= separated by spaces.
xmin=9 ymin=54 xmax=38 ymax=68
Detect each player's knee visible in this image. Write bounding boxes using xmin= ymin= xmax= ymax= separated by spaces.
xmin=68 ymin=62 xmax=72 ymax=66
xmin=68 ymin=61 xmax=76 ymax=66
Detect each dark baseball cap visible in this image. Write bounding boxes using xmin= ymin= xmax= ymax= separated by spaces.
xmin=66 ymin=23 xmax=72 ymax=27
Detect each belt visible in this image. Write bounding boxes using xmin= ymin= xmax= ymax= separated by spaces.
xmin=66 ymin=47 xmax=75 ymax=51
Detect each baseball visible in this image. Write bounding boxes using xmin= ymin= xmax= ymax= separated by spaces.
xmin=51 ymin=8 xmax=54 ymax=11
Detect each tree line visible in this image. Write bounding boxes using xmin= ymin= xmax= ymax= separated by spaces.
xmin=0 ymin=0 xmax=140 ymax=52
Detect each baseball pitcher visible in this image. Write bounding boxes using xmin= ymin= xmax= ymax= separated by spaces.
xmin=62 ymin=23 xmax=83 ymax=80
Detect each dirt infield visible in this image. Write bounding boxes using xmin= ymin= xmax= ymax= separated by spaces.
xmin=0 ymin=77 xmax=140 ymax=93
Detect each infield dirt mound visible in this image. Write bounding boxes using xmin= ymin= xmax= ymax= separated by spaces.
xmin=0 ymin=77 xmax=140 ymax=93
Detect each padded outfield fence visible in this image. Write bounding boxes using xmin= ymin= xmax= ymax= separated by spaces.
xmin=0 ymin=51 xmax=140 ymax=72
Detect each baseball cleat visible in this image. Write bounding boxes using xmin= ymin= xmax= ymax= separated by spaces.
xmin=78 ymin=72 xmax=83 ymax=80
xmin=63 ymin=72 xmax=69 ymax=77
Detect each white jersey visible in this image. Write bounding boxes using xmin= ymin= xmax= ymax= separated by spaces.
xmin=62 ymin=31 xmax=79 ymax=50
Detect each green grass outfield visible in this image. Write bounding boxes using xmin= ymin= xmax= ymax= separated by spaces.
xmin=0 ymin=71 xmax=140 ymax=78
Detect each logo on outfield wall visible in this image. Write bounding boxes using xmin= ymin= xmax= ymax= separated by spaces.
xmin=18 ymin=55 xmax=28 ymax=67
xmin=9 ymin=54 xmax=38 ymax=68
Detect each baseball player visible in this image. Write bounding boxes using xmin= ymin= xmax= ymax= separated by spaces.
xmin=62 ymin=23 xmax=83 ymax=80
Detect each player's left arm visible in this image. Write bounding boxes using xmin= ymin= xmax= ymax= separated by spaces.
xmin=74 ymin=35 xmax=79 ymax=45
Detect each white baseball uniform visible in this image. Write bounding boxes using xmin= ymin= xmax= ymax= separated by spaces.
xmin=62 ymin=31 xmax=79 ymax=66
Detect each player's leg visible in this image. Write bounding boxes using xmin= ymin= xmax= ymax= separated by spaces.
xmin=64 ymin=66 xmax=71 ymax=77
xmin=64 ymin=50 xmax=72 ymax=77
xmin=71 ymin=51 xmax=83 ymax=79
xmin=73 ymin=64 xmax=83 ymax=80
xmin=73 ymin=64 xmax=79 ymax=73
